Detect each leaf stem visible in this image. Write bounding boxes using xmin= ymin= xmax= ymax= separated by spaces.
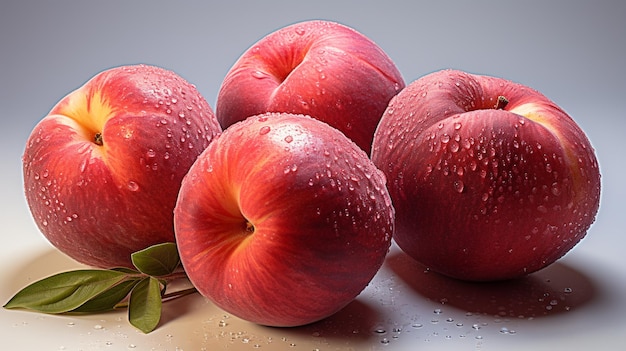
xmin=162 ymin=287 xmax=198 ymax=302
xmin=161 ymin=270 xmax=190 ymax=282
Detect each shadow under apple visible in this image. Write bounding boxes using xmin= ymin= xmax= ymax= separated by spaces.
xmin=2 ymin=246 xmax=385 ymax=345
xmin=289 ymin=298 xmax=383 ymax=342
xmin=386 ymin=250 xmax=597 ymax=319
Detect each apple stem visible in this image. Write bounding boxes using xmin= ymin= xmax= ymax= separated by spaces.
xmin=94 ymin=132 xmax=103 ymax=145
xmin=495 ymin=96 xmax=509 ymax=110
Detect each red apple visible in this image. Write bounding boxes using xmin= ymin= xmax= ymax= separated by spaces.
xmin=23 ymin=64 xmax=222 ymax=269
xmin=215 ymin=20 xmax=405 ymax=154
xmin=371 ymin=69 xmax=601 ymax=281
xmin=174 ymin=113 xmax=394 ymax=327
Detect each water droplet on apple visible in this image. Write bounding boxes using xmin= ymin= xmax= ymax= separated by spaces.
xmin=283 ymin=164 xmax=298 ymax=174
xmin=449 ymin=141 xmax=460 ymax=153
xmin=453 ymin=180 xmax=464 ymax=193
xmin=294 ymin=26 xmax=305 ymax=35
xmin=551 ymin=182 xmax=562 ymax=196
xmin=77 ymin=158 xmax=89 ymax=173
xmin=259 ymin=126 xmax=271 ymax=135
xmin=284 ymin=135 xmax=293 ymax=143
xmin=251 ymin=70 xmax=267 ymax=79
xmin=127 ymin=181 xmax=139 ymax=192
xmin=146 ymin=149 xmax=156 ymax=158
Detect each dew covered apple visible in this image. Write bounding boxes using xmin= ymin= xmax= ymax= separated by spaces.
xmin=216 ymin=20 xmax=405 ymax=154
xmin=371 ymin=69 xmax=601 ymax=281
xmin=174 ymin=113 xmax=394 ymax=327
xmin=23 ymin=64 xmax=222 ymax=268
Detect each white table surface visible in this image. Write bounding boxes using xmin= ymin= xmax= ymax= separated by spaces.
xmin=1 ymin=1 xmax=625 ymax=350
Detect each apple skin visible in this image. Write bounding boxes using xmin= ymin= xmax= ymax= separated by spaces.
xmin=174 ymin=113 xmax=394 ymax=327
xmin=215 ymin=20 xmax=405 ymax=154
xmin=371 ymin=69 xmax=601 ymax=281
xmin=22 ymin=64 xmax=222 ymax=269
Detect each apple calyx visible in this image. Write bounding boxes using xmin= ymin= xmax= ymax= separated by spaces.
xmin=245 ymin=221 xmax=255 ymax=233
xmin=495 ymin=95 xmax=509 ymax=110
xmin=94 ymin=132 xmax=104 ymax=146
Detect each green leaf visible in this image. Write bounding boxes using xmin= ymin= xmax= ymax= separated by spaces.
xmin=3 ymin=243 xmax=194 ymax=334
xmin=128 ymin=277 xmax=162 ymax=333
xmin=71 ymin=279 xmax=140 ymax=313
xmin=131 ymin=242 xmax=180 ymax=276
xmin=111 ymin=267 xmax=140 ymax=274
xmin=3 ymin=270 xmax=127 ymax=314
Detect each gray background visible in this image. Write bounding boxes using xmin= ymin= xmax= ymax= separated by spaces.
xmin=4 ymin=0 xmax=624 ymax=273
xmin=1 ymin=1 xmax=625 ymax=350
